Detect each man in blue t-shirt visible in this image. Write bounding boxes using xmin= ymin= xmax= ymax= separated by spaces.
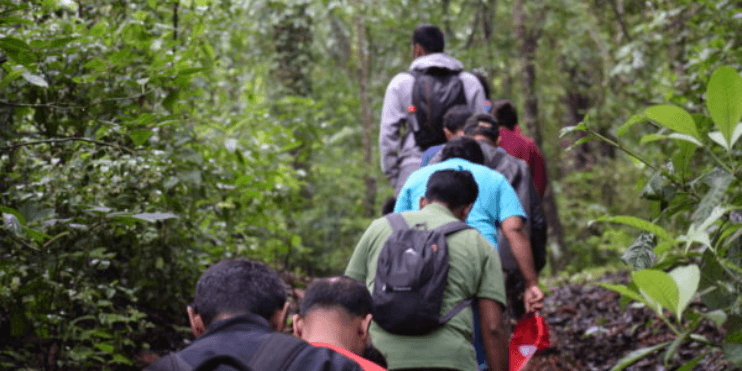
xmin=395 ymin=137 xmax=543 ymax=313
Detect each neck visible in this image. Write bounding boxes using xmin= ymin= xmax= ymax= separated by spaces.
xmin=301 ymin=311 xmax=364 ymax=355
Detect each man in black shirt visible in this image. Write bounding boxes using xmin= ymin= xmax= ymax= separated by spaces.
xmin=146 ymin=258 xmax=362 ymax=371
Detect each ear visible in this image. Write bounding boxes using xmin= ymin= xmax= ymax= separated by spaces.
xmin=452 ymin=204 xmax=473 ymax=221
xmin=443 ymin=127 xmax=454 ymax=140
xmin=292 ymin=314 xmax=304 ymax=339
xmin=418 ymin=196 xmax=429 ymax=210
xmin=360 ymin=314 xmax=373 ymax=344
xmin=187 ymin=305 xmax=206 ymax=338
xmin=413 ymin=43 xmax=427 ymax=58
xmin=270 ymin=301 xmax=290 ymax=332
xmin=496 ymin=136 xmax=501 ymax=146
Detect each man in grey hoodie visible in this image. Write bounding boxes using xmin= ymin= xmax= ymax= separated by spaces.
xmin=379 ymin=24 xmax=487 ymax=195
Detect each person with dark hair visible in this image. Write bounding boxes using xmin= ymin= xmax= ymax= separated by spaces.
xmin=394 ymin=136 xmax=544 ymax=336
xmin=346 ymin=169 xmax=508 ymax=371
xmin=492 ymin=100 xmax=548 ymax=197
xmin=293 ymin=277 xmax=386 ymax=371
xmin=146 ymin=259 xmax=362 ymax=371
xmin=419 ymin=105 xmax=472 ymax=167
xmin=380 ymin=24 xmax=486 ymax=196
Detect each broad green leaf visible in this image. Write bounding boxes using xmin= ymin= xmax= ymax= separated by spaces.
xmin=2 ymin=213 xmax=23 ymax=236
xmin=668 ymin=265 xmax=700 ymax=318
xmin=644 ymin=105 xmax=700 ymax=140
xmin=639 ymin=133 xmax=701 ymax=147
xmin=599 ymin=283 xmax=647 ymax=305
xmin=0 ymin=69 xmax=22 ymax=90
xmin=21 ymin=73 xmax=49 ymax=88
xmin=0 ymin=17 xmax=33 ymax=26
xmin=111 ymin=354 xmax=134 ymax=365
xmin=703 ymin=310 xmax=727 ymax=328
xmin=597 ymin=215 xmax=673 ymax=241
xmin=129 ymin=129 xmax=153 ymax=146
xmin=566 ymin=136 xmax=593 ymax=152
xmin=691 ymin=169 xmax=732 ymax=223
xmin=0 ymin=206 xmax=26 ymax=225
xmin=633 ymin=269 xmax=679 ymax=314
xmin=622 ymin=233 xmax=656 ymax=270
xmin=0 ymin=36 xmax=29 ymax=52
xmin=708 ymin=131 xmax=730 ymax=150
xmin=129 ymin=212 xmax=178 ymax=222
xmin=706 ymin=66 xmax=742 ymax=147
xmin=608 ymin=342 xmax=670 ymax=371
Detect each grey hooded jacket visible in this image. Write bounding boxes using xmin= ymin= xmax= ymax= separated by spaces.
xmin=379 ymin=53 xmax=486 ymax=188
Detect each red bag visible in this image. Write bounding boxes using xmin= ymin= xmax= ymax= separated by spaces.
xmin=509 ymin=314 xmax=550 ymax=371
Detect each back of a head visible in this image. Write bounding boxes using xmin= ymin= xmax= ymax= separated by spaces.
xmin=442 ymin=105 xmax=472 ymax=134
xmin=300 ymin=276 xmax=372 ymax=319
xmin=194 ymin=258 xmax=287 ymax=326
xmin=492 ymin=100 xmax=518 ymax=130
xmin=412 ymin=24 xmax=445 ymax=53
xmin=464 ymin=113 xmax=499 ymax=143
xmin=439 ymin=136 xmax=485 ymax=165
xmin=425 ymin=169 xmax=478 ymax=209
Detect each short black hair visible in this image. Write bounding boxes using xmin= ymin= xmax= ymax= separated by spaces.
xmin=440 ymin=136 xmax=485 ymax=165
xmin=194 ymin=258 xmax=287 ymax=325
xmin=492 ymin=100 xmax=518 ymax=130
xmin=464 ymin=113 xmax=499 ymax=143
xmin=443 ymin=105 xmax=472 ymax=134
xmin=412 ymin=24 xmax=445 ymax=53
xmin=299 ymin=276 xmax=372 ymax=318
xmin=425 ymin=169 xmax=478 ymax=209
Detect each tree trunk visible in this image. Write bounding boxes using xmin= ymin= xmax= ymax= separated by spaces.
xmin=356 ymin=10 xmax=376 ymax=217
xmin=513 ymin=0 xmax=567 ymax=272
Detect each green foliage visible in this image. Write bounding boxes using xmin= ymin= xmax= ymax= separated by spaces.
xmin=568 ymin=65 xmax=742 ymax=369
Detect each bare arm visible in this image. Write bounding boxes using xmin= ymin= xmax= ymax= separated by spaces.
xmin=478 ymin=298 xmax=508 ymax=371
xmin=501 ymin=216 xmax=544 ymax=312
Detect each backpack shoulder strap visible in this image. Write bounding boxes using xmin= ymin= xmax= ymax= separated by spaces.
xmin=434 ymin=220 xmax=471 ymax=236
xmin=249 ymin=332 xmax=309 ymax=371
xmin=439 ymin=298 xmax=475 ymax=324
xmin=385 ymin=213 xmax=410 ymax=232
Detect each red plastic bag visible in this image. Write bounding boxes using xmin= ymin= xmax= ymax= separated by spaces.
xmin=509 ymin=313 xmax=550 ymax=371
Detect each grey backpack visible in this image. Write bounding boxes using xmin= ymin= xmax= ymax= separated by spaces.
xmin=372 ymin=213 xmax=474 ymax=335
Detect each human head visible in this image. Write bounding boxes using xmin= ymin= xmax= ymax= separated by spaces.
xmin=293 ymin=277 xmax=373 ymax=356
xmin=412 ymin=24 xmax=444 ymax=58
xmin=421 ymin=169 xmax=478 ymax=220
xmin=188 ymin=258 xmax=288 ymax=337
xmin=439 ymin=136 xmax=485 ymax=165
xmin=464 ymin=113 xmax=499 ymax=145
xmin=442 ymin=105 xmax=472 ymax=140
xmin=492 ymin=100 xmax=518 ymax=130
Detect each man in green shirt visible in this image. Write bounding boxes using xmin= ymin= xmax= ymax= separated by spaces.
xmin=345 ymin=169 xmax=508 ymax=371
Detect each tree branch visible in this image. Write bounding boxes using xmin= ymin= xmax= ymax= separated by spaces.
xmin=0 ymin=229 xmax=39 ymax=251
xmin=608 ymin=0 xmax=633 ymax=42
xmin=0 ymin=137 xmax=135 ymax=155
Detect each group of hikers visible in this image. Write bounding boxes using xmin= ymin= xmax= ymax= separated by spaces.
xmin=146 ymin=23 xmax=549 ymax=371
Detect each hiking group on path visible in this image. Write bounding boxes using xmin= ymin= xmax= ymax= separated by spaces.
xmin=146 ymin=23 xmax=550 ymax=371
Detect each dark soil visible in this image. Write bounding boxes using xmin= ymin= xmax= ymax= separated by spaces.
xmin=527 ymin=273 xmax=739 ymax=371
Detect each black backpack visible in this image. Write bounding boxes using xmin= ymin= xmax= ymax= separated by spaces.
xmin=372 ymin=213 xmax=474 ymax=336
xmin=408 ymin=67 xmax=467 ymax=150
xmin=145 ymin=333 xmax=308 ymax=371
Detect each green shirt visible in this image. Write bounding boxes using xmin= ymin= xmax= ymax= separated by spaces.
xmin=345 ymin=203 xmax=506 ymax=371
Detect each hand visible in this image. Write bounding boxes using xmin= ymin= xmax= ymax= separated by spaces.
xmin=523 ymin=284 xmax=544 ymax=314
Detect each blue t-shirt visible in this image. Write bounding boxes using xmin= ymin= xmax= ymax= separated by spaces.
xmin=394 ymin=158 xmax=525 ymax=250
xmin=420 ymin=144 xmax=444 ymax=167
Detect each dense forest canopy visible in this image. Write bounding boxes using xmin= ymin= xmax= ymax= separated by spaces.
xmin=1 ymin=0 xmax=740 ymax=369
